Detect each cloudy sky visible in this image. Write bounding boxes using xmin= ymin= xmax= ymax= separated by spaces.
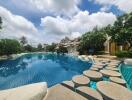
xmin=0 ymin=0 xmax=132 ymax=45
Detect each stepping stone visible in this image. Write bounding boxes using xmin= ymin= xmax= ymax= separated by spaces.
xmin=108 ymin=63 xmax=118 ymax=66
xmin=90 ymin=67 xmax=99 ymax=71
xmin=83 ymin=70 xmax=103 ymax=81
xmin=44 ymin=84 xmax=87 ymax=100
xmin=100 ymin=70 xmax=121 ymax=77
xmin=97 ymin=81 xmax=132 ymax=100
xmin=72 ymin=75 xmax=90 ymax=86
xmin=62 ymin=81 xmax=75 ymax=88
xmin=92 ymin=65 xmax=104 ymax=69
xmin=110 ymin=77 xmax=126 ymax=86
xmin=107 ymin=65 xmax=117 ymax=68
xmin=76 ymin=86 xmax=103 ymax=100
xmin=105 ymin=67 xmax=119 ymax=71
xmin=94 ymin=63 xmax=106 ymax=66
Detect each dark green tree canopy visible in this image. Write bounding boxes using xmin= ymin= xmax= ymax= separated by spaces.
xmin=0 ymin=17 xmax=2 ymax=29
xmin=108 ymin=12 xmax=132 ymax=50
xmin=0 ymin=39 xmax=21 ymax=55
xmin=20 ymin=36 xmax=27 ymax=45
xmin=78 ymin=28 xmax=106 ymax=54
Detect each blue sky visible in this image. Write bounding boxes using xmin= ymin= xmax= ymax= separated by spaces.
xmin=0 ymin=0 xmax=131 ymax=45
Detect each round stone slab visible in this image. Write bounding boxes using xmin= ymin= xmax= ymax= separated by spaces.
xmin=108 ymin=63 xmax=118 ymax=66
xmin=110 ymin=77 xmax=126 ymax=86
xmin=105 ymin=67 xmax=119 ymax=71
xmin=83 ymin=70 xmax=103 ymax=81
xmin=92 ymin=65 xmax=104 ymax=69
xmin=77 ymin=86 xmax=103 ymax=100
xmin=100 ymin=70 xmax=121 ymax=77
xmin=62 ymin=81 xmax=75 ymax=88
xmin=97 ymin=81 xmax=132 ymax=100
xmin=72 ymin=75 xmax=90 ymax=86
xmin=107 ymin=65 xmax=117 ymax=68
xmin=90 ymin=67 xmax=99 ymax=71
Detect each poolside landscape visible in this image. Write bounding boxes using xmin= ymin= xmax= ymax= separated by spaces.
xmin=0 ymin=0 xmax=132 ymax=100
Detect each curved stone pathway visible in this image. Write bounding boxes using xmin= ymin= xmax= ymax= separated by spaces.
xmin=72 ymin=75 xmax=90 ymax=86
xmin=83 ymin=70 xmax=103 ymax=81
xmin=109 ymin=77 xmax=126 ymax=86
xmin=90 ymin=67 xmax=99 ymax=71
xmin=100 ymin=69 xmax=121 ymax=77
xmin=92 ymin=65 xmax=104 ymax=69
xmin=62 ymin=81 xmax=75 ymax=88
xmin=76 ymin=86 xmax=103 ymax=100
xmin=105 ymin=67 xmax=119 ymax=71
xmin=97 ymin=81 xmax=132 ymax=100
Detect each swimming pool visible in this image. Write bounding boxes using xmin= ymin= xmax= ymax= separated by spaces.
xmin=0 ymin=53 xmax=92 ymax=90
xmin=120 ymin=64 xmax=132 ymax=90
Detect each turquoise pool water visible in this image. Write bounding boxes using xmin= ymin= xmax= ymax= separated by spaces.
xmin=0 ymin=53 xmax=91 ymax=90
xmin=120 ymin=64 xmax=132 ymax=90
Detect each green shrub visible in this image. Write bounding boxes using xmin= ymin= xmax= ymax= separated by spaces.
xmin=0 ymin=39 xmax=22 ymax=55
xmin=116 ymin=51 xmax=132 ymax=58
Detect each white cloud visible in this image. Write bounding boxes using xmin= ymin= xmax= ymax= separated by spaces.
xmin=90 ymin=0 xmax=132 ymax=13
xmin=0 ymin=6 xmax=39 ymax=44
xmin=11 ymin=0 xmax=81 ymax=17
xmin=41 ymin=11 xmax=116 ymax=42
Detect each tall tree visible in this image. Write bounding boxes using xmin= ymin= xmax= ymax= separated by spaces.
xmin=20 ymin=36 xmax=27 ymax=46
xmin=37 ymin=43 xmax=42 ymax=51
xmin=109 ymin=12 xmax=132 ymax=50
xmin=0 ymin=17 xmax=2 ymax=30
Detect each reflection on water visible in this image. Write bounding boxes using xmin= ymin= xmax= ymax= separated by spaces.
xmin=0 ymin=53 xmax=91 ymax=90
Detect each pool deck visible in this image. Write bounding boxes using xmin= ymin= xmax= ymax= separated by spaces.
xmin=0 ymin=55 xmax=132 ymax=100
xmin=43 ymin=56 xmax=132 ymax=100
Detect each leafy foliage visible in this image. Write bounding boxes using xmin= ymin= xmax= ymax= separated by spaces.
xmin=116 ymin=51 xmax=132 ymax=58
xmin=37 ymin=43 xmax=43 ymax=51
xmin=20 ymin=36 xmax=27 ymax=45
xmin=109 ymin=12 xmax=132 ymax=50
xmin=46 ymin=43 xmax=57 ymax=52
xmin=0 ymin=39 xmax=21 ymax=55
xmin=56 ymin=45 xmax=68 ymax=54
xmin=78 ymin=28 xmax=106 ymax=54
xmin=0 ymin=17 xmax=2 ymax=30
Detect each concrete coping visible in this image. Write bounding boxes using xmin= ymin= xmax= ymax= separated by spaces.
xmin=97 ymin=81 xmax=132 ymax=100
xmin=72 ymin=75 xmax=90 ymax=86
xmin=76 ymin=86 xmax=103 ymax=100
xmin=105 ymin=67 xmax=119 ymax=71
xmin=83 ymin=70 xmax=103 ymax=81
xmin=100 ymin=69 xmax=121 ymax=77
xmin=0 ymin=82 xmax=47 ymax=100
xmin=109 ymin=77 xmax=126 ymax=86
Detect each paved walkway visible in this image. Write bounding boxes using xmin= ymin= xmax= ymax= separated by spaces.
xmin=44 ymin=57 xmax=131 ymax=100
xmin=97 ymin=81 xmax=132 ymax=100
